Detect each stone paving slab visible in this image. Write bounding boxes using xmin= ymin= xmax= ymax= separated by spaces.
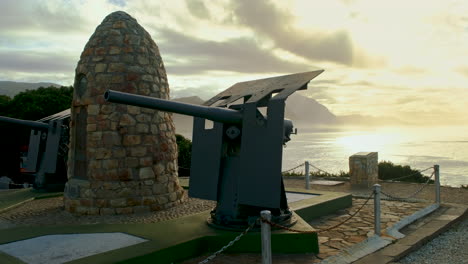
xmin=311 ymin=180 xmax=345 ymax=186
xmin=0 ymin=233 xmax=147 ymax=264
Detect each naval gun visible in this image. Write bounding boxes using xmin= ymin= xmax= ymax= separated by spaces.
xmin=0 ymin=115 xmax=67 ymax=189
xmin=105 ymin=70 xmax=324 ymax=229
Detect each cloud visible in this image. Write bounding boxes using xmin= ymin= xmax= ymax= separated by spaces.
xmin=395 ymin=66 xmax=427 ymax=75
xmin=170 ymin=85 xmax=219 ymax=100
xmin=108 ymin=0 xmax=127 ymax=8
xmin=455 ymin=66 xmax=468 ymax=77
xmin=157 ymin=28 xmax=312 ymax=75
xmin=0 ymin=50 xmax=75 ymax=73
xmin=185 ymin=0 xmax=211 ymax=20
xmin=0 ymin=0 xmax=89 ymax=34
xmin=226 ymin=0 xmax=380 ymax=67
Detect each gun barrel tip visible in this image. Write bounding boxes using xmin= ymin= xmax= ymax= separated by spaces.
xmin=104 ymin=90 xmax=110 ymax=101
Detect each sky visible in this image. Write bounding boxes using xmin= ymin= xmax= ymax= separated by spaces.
xmin=1 ymin=0 xmax=467 ymax=125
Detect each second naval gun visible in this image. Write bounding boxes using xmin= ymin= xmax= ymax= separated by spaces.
xmin=0 ymin=115 xmax=68 ymax=189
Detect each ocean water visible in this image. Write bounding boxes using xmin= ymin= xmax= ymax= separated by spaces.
xmin=282 ymin=126 xmax=468 ymax=187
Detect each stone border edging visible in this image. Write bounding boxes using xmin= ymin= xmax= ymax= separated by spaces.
xmin=0 ymin=198 xmax=34 ymax=214
xmin=386 ymin=203 xmax=439 ymax=239
xmin=0 ymin=192 xmax=63 ymax=214
xmin=319 ymin=203 xmax=440 ymax=264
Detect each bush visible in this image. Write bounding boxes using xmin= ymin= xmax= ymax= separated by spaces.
xmin=311 ymin=170 xmax=349 ymax=178
xmin=282 ymin=161 xmax=433 ymax=184
xmin=378 ymin=161 xmax=434 ymax=183
xmin=282 ymin=169 xmax=349 ymax=178
xmin=176 ymin=134 xmax=192 ymax=176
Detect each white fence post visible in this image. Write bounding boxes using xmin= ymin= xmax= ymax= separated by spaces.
xmin=305 ymin=161 xmax=310 ymax=190
xmin=434 ymin=165 xmax=440 ymax=204
xmin=261 ymin=210 xmax=272 ymax=264
xmin=373 ymin=184 xmax=381 ymax=236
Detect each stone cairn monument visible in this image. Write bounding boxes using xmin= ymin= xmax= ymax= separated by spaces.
xmin=64 ymin=11 xmax=185 ymax=215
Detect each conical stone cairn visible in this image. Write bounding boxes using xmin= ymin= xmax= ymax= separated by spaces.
xmin=64 ymin=11 xmax=185 ymax=215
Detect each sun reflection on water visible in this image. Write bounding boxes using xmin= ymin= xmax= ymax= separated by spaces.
xmin=335 ymin=131 xmax=404 ymax=154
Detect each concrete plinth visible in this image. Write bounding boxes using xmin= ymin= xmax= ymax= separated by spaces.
xmin=349 ymin=152 xmax=378 ymax=189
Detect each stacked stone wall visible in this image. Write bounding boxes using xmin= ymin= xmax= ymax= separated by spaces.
xmin=64 ymin=11 xmax=185 ymax=215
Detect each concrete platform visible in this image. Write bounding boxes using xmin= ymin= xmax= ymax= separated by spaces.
xmin=288 ymin=188 xmax=352 ymax=222
xmin=0 ymin=210 xmax=317 ymax=264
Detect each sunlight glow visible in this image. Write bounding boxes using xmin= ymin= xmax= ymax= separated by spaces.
xmin=335 ymin=132 xmax=403 ymax=154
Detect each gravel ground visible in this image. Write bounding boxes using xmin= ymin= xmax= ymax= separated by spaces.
xmin=0 ymin=192 xmax=216 ymax=227
xmin=398 ymin=217 xmax=468 ymax=264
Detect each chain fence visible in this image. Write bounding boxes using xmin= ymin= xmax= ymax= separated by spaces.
xmin=198 ymin=219 xmax=258 ymax=264
xmin=308 ymin=163 xmax=334 ymax=175
xmin=197 ymin=190 xmax=374 ymax=263
xmin=261 ymin=190 xmax=375 ymax=234
xmin=281 ymin=162 xmax=305 ymax=174
xmin=380 ymin=171 xmax=435 ymax=202
xmin=382 ymin=166 xmax=434 ymax=182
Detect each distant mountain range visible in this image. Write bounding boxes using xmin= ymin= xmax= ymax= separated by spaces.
xmin=1 ymin=81 xmax=404 ymax=133
xmin=285 ymin=93 xmax=337 ymax=125
xmin=0 ymin=81 xmax=61 ymax=97
xmin=171 ymin=93 xmax=342 ymax=137
xmin=171 ymin=92 xmax=407 ymax=137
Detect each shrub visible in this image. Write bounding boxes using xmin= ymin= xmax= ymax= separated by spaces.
xmin=282 ymin=169 xmax=349 ymax=178
xmin=176 ymin=134 xmax=192 ymax=176
xmin=282 ymin=161 xmax=434 ymax=184
xmin=378 ymin=161 xmax=434 ymax=183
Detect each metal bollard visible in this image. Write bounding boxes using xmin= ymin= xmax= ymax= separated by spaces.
xmin=373 ymin=184 xmax=381 ymax=236
xmin=305 ymin=161 xmax=310 ymax=190
xmin=261 ymin=210 xmax=272 ymax=264
xmin=434 ymin=165 xmax=440 ymax=204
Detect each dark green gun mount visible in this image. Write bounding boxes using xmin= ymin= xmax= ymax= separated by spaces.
xmin=105 ymin=70 xmax=324 ymax=229
xmin=0 ymin=115 xmax=65 ymax=189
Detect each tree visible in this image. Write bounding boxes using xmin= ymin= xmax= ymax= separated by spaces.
xmin=0 ymin=95 xmax=11 ymax=115
xmin=175 ymin=134 xmax=192 ymax=176
xmin=4 ymin=86 xmax=73 ymax=120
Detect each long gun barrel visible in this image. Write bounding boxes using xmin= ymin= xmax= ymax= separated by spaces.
xmin=0 ymin=116 xmax=49 ymax=130
xmin=104 ymin=90 xmax=243 ymax=124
